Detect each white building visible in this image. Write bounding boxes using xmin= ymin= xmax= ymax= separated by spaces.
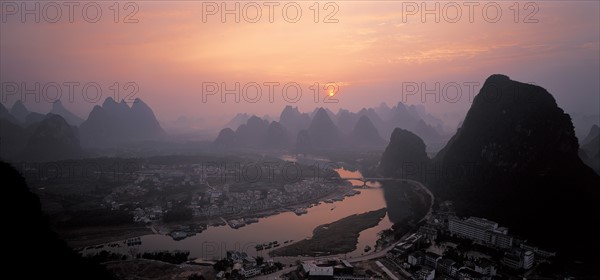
xmin=502 ymin=250 xmax=535 ymax=270
xmin=448 ymin=216 xmax=513 ymax=248
xmin=242 ymin=267 xmax=262 ymax=278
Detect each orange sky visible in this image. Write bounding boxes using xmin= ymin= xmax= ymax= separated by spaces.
xmin=1 ymin=1 xmax=599 ymax=124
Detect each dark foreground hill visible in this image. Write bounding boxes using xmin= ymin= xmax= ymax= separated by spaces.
xmin=380 ymin=75 xmax=600 ymax=267
xmin=1 ymin=161 xmax=115 ymax=279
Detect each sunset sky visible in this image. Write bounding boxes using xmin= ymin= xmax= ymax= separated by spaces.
xmin=1 ymin=1 xmax=598 ymax=126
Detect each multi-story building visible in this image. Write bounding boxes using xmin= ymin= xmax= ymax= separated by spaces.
xmin=475 ymin=259 xmax=497 ymax=276
xmin=424 ymin=252 xmax=441 ymax=269
xmin=490 ymin=228 xmax=513 ymax=249
xmin=523 ymin=250 xmax=535 ymax=270
xmin=417 ymin=224 xmax=438 ymax=241
xmin=448 ymin=216 xmax=496 ymax=244
xmin=448 ymin=216 xmax=514 ymax=249
xmin=242 ymin=266 xmax=262 ymax=278
xmin=413 ymin=267 xmax=435 ymax=280
xmin=436 ymin=258 xmax=456 ymax=276
xmin=456 ymin=267 xmax=486 ymax=280
xmin=502 ymin=250 xmax=534 ymax=270
xmin=520 ymin=243 xmax=556 ymax=259
xmin=407 ymin=251 xmax=425 ymax=266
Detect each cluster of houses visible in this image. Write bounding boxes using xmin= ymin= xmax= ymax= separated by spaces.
xmin=192 ymin=178 xmax=339 ymax=218
xmin=214 ymin=251 xmax=281 ymax=279
xmin=100 ymin=160 xmax=341 ymax=225
xmin=298 ymin=259 xmax=371 ymax=280
xmin=385 ymin=202 xmax=555 ymax=280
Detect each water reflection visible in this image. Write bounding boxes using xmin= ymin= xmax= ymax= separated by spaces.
xmin=131 ymin=168 xmax=404 ymax=259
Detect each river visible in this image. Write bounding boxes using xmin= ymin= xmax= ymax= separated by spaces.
xmin=89 ymin=168 xmax=403 ymax=260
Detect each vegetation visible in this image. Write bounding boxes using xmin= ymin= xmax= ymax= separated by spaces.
xmin=138 ymin=251 xmax=190 ymax=264
xmin=84 ymin=250 xmax=128 ymax=263
xmin=163 ymin=205 xmax=193 ymax=222
xmin=270 ymin=208 xmax=387 ymax=257
xmin=188 ymin=274 xmax=205 ymax=280
xmin=60 ymin=209 xmax=133 ymax=228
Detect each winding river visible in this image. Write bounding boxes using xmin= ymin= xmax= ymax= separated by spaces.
xmin=91 ymin=168 xmax=409 ymax=260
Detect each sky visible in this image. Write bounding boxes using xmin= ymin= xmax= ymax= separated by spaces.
xmin=1 ymin=1 xmax=599 ymax=127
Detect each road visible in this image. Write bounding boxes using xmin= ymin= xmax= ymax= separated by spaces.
xmin=253 ymin=267 xmax=295 ymax=280
xmin=403 ymin=179 xmax=434 ymax=223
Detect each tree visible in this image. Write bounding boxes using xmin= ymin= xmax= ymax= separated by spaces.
xmin=188 ymin=273 xmax=205 ymax=280
xmin=213 ymin=259 xmax=230 ymax=272
xmin=256 ymin=256 xmax=264 ymax=266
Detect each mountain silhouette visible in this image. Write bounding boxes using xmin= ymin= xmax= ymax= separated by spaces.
xmin=382 ymin=102 xmax=420 ymax=139
xmin=0 ymin=113 xmax=83 ymax=161
xmin=375 ymin=102 xmax=393 ymax=121
xmin=350 ymin=115 xmax=386 ymax=148
xmin=24 ymin=112 xmax=45 ymax=125
xmin=213 ymin=116 xmax=287 ymax=150
xmin=0 ymin=102 xmax=18 ymax=123
xmin=10 ymin=100 xmax=30 ymax=123
xmin=1 ymin=161 xmax=115 ymax=279
xmin=20 ymin=114 xmax=84 ymax=161
xmin=213 ymin=128 xmax=237 ymax=150
xmin=411 ymin=119 xmax=442 ymax=143
xmin=79 ymin=98 xmax=165 ymax=147
xmin=0 ymin=118 xmax=28 ymax=159
xmin=408 ymin=104 xmax=445 ymax=134
xmin=225 ymin=113 xmax=250 ymax=130
xmin=307 ymin=108 xmax=344 ymax=150
xmin=581 ymin=124 xmax=599 ymax=146
xmin=580 ymin=125 xmax=600 ymax=174
xmin=265 ymin=121 xmax=291 ymax=149
xmin=235 ymin=115 xmax=269 ymax=147
xmin=379 ymin=128 xmax=429 ymax=178
xmin=295 ymin=129 xmax=313 ymax=155
xmin=336 ymin=109 xmax=359 ymax=134
xmin=310 ymin=107 xmax=337 ymax=123
xmin=279 ymin=106 xmax=311 ymax=136
xmin=50 ymin=100 xmax=84 ymax=126
xmin=429 ymin=74 xmax=600 ymax=260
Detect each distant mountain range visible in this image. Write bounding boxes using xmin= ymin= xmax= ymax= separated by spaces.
xmin=280 ymin=106 xmax=311 ymax=136
xmin=308 ymin=108 xmax=345 ymax=149
xmin=0 ymin=93 xmax=458 ymax=156
xmin=379 ymin=74 xmax=600 ymax=262
xmin=0 ymin=97 xmax=166 ymax=159
xmin=9 ymin=100 xmax=30 ymax=123
xmin=0 ymin=110 xmax=83 ymax=161
xmin=79 ymin=97 xmax=165 ymax=147
xmin=213 ymin=100 xmax=451 ymax=153
xmin=51 ymin=100 xmax=84 ymax=126
xmin=20 ymin=114 xmax=84 ymax=161
xmin=213 ymin=107 xmax=390 ymax=152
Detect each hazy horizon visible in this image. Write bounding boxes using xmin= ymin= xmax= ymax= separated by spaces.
xmin=1 ymin=1 xmax=599 ymax=126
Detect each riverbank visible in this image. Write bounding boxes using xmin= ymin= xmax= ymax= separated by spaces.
xmin=60 ymin=225 xmax=153 ymax=248
xmin=269 ymin=208 xmax=387 ymax=257
xmin=152 ymin=183 xmax=355 ymax=234
xmin=66 ymin=183 xmax=354 ymax=248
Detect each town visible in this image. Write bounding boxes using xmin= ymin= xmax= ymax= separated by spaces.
xmin=266 ymin=201 xmax=557 ymax=280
